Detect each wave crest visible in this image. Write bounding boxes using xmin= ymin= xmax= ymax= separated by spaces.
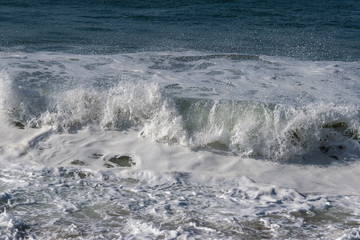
xmin=2 ymin=72 xmax=360 ymax=163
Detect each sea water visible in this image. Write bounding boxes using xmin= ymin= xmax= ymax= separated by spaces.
xmin=0 ymin=0 xmax=360 ymax=239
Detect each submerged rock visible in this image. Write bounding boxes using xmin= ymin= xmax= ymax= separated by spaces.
xmin=107 ymin=155 xmax=135 ymax=167
xmin=70 ymin=160 xmax=86 ymax=166
xmin=13 ymin=121 xmax=25 ymax=129
xmin=104 ymin=163 xmax=114 ymax=168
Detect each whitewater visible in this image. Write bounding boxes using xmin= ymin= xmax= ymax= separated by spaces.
xmin=0 ymin=51 xmax=359 ymax=239
xmin=1 ymin=0 xmax=360 ymax=238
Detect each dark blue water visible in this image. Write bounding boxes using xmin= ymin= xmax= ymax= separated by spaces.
xmin=1 ymin=0 xmax=359 ymax=60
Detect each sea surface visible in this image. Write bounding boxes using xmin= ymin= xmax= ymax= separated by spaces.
xmin=1 ymin=0 xmax=360 ymax=239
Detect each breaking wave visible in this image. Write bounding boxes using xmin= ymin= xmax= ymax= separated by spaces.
xmin=1 ymin=70 xmax=360 ymax=163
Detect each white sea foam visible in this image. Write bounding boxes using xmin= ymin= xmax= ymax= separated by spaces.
xmin=0 ymin=208 xmax=28 ymax=239
xmin=2 ymin=66 xmax=360 ymax=162
xmin=0 ymin=51 xmax=360 ymax=238
xmin=0 ymin=163 xmax=358 ymax=239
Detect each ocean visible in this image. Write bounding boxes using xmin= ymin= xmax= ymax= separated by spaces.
xmin=0 ymin=0 xmax=360 ymax=239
